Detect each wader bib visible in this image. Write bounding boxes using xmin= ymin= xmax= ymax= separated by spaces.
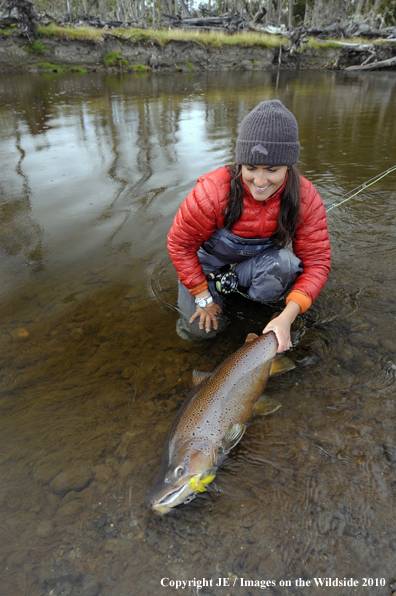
xmin=177 ymin=228 xmax=303 ymax=341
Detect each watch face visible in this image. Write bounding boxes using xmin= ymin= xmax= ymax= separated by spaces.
xmin=196 ymin=296 xmax=212 ymax=307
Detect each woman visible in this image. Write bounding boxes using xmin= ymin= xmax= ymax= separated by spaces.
xmin=167 ymin=100 xmax=331 ymax=352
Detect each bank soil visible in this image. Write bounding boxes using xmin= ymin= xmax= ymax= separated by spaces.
xmin=1 ymin=33 xmax=396 ymax=74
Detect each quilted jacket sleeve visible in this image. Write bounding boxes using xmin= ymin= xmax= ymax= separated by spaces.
xmin=291 ymin=177 xmax=331 ymax=303
xmin=167 ymin=174 xmax=225 ymax=289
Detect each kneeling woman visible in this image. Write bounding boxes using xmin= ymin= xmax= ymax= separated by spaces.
xmin=167 ymin=100 xmax=331 ymax=352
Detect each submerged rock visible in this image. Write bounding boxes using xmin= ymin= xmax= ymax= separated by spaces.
xmin=50 ymin=467 xmax=93 ymax=495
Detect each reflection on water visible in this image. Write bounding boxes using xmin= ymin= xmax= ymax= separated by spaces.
xmin=0 ymin=70 xmax=396 ymax=596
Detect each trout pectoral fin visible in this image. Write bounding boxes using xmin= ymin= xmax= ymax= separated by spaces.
xmin=192 ymin=370 xmax=212 ymax=387
xmin=270 ymin=354 xmax=295 ymax=376
xmin=245 ymin=333 xmax=259 ymax=343
xmin=254 ymin=394 xmax=282 ymax=416
xmin=221 ymin=423 xmax=246 ymax=454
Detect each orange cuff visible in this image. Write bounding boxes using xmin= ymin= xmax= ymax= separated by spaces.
xmin=286 ymin=290 xmax=312 ymax=314
xmin=189 ymin=281 xmax=209 ymax=296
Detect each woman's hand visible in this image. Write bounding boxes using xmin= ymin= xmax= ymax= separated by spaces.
xmin=262 ymin=300 xmax=300 ymax=353
xmin=190 ymin=301 xmax=222 ymax=333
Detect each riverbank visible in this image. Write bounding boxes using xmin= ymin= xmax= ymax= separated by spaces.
xmin=1 ymin=24 xmax=396 ymax=74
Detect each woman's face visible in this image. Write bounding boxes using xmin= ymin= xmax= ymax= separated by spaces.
xmin=241 ymin=164 xmax=288 ymax=202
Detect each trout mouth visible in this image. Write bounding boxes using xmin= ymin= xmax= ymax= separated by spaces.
xmin=150 ymin=482 xmax=193 ymax=515
xmin=149 ymin=472 xmax=217 ymax=515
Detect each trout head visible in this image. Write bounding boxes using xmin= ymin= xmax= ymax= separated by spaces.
xmin=146 ymin=438 xmax=216 ymax=516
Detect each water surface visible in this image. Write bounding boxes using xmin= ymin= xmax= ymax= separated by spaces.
xmin=0 ymin=70 xmax=396 ymax=596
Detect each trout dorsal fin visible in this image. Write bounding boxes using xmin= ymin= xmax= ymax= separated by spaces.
xmin=254 ymin=394 xmax=282 ymax=416
xmin=221 ymin=423 xmax=246 ymax=454
xmin=270 ymin=354 xmax=295 ymax=376
xmin=192 ymin=370 xmax=212 ymax=387
xmin=245 ymin=333 xmax=259 ymax=343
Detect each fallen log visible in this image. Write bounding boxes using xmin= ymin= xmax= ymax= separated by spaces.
xmin=162 ymin=15 xmax=242 ymax=27
xmin=346 ymin=22 xmax=396 ymax=39
xmin=346 ymin=55 xmax=396 ymax=70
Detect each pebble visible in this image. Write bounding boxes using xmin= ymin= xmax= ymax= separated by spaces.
xmin=383 ymin=443 xmax=396 ymax=464
xmin=57 ymin=501 xmax=85 ymax=521
xmin=92 ymin=464 xmax=115 ymax=482
xmin=33 ymin=458 xmax=62 ymax=485
xmin=36 ymin=520 xmax=54 ymax=538
xmin=382 ymin=338 xmax=395 ymax=353
xmin=38 ymin=568 xmax=82 ymax=589
xmin=82 ymin=580 xmax=101 ymax=596
xmin=118 ymin=460 xmax=134 ymax=478
xmin=95 ymin=514 xmax=108 ymax=529
xmin=10 ymin=328 xmax=29 ymax=341
xmin=110 ymin=560 xmax=124 ymax=580
xmin=50 ymin=467 xmax=93 ymax=496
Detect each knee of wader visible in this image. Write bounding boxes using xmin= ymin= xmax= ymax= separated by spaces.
xmin=236 ymin=249 xmax=303 ymax=302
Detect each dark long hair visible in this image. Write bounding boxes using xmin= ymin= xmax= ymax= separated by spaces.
xmin=223 ymin=163 xmax=301 ymax=247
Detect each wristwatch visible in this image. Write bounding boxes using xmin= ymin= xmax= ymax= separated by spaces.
xmin=195 ymin=294 xmax=214 ymax=308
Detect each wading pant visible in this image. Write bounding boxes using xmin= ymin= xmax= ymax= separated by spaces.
xmin=176 ymin=228 xmax=303 ymax=341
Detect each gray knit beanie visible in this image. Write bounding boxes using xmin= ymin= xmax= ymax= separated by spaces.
xmin=236 ymin=100 xmax=300 ymax=166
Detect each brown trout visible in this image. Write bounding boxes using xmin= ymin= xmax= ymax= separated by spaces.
xmin=146 ymin=331 xmax=294 ymax=515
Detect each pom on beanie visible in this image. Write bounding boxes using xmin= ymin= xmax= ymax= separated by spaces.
xmin=236 ymin=100 xmax=300 ymax=166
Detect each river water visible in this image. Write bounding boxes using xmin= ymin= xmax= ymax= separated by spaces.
xmin=0 ymin=70 xmax=396 ymax=596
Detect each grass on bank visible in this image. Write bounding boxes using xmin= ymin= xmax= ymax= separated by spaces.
xmin=35 ymin=23 xmax=287 ymax=48
xmin=37 ymin=61 xmax=87 ymax=73
xmin=3 ymin=22 xmax=392 ymax=51
xmin=1 ymin=23 xmax=17 ymax=36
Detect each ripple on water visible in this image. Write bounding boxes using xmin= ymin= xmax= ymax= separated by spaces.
xmin=147 ymin=255 xmax=178 ymax=313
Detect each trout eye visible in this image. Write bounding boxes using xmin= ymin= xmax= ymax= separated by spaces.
xmin=175 ymin=466 xmax=185 ymax=478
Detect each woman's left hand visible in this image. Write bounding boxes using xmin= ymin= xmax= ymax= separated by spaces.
xmin=262 ymin=300 xmax=300 ymax=353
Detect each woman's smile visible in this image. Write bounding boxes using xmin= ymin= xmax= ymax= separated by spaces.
xmin=242 ymin=164 xmax=288 ymax=201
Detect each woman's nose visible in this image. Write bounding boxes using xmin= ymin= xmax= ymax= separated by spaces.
xmin=254 ymin=172 xmax=268 ymax=186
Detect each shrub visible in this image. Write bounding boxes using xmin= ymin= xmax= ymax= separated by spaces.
xmin=38 ymin=61 xmax=65 ymax=72
xmin=103 ymin=52 xmax=129 ymax=70
xmin=24 ymin=40 xmax=47 ymax=55
xmin=132 ymin=64 xmax=151 ymax=72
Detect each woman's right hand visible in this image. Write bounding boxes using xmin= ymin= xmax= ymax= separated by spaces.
xmin=190 ymin=301 xmax=222 ymax=333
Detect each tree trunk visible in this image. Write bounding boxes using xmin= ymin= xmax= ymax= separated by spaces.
xmin=115 ymin=0 xmax=125 ymax=21
xmin=266 ymin=0 xmax=272 ymax=22
xmin=162 ymin=0 xmax=171 ymax=16
xmin=288 ymin=0 xmax=292 ymax=28
xmin=303 ymin=0 xmax=312 ymax=27
xmin=310 ymin=0 xmax=347 ymax=28
xmin=370 ymin=0 xmax=382 ymax=26
xmin=355 ymin=0 xmax=366 ymax=18
xmin=179 ymin=0 xmax=191 ymax=17
xmin=65 ymin=0 xmax=72 ymax=19
xmin=99 ymin=0 xmax=106 ymax=21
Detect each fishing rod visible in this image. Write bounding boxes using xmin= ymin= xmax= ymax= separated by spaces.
xmin=325 ymin=164 xmax=396 ymax=213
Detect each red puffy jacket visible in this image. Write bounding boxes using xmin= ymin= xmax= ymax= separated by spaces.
xmin=167 ymin=166 xmax=331 ymax=311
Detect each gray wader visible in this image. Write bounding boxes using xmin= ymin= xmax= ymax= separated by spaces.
xmin=176 ymin=228 xmax=303 ymax=341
